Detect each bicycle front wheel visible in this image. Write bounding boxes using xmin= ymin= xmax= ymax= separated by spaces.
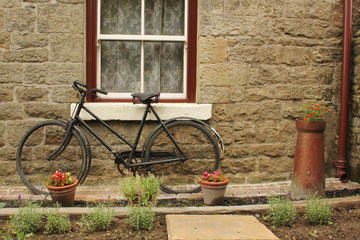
xmin=16 ymin=120 xmax=88 ymax=195
xmin=144 ymin=120 xmax=220 ymax=194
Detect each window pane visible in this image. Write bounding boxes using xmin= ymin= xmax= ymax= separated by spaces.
xmin=100 ymin=41 xmax=141 ymax=92
xmin=100 ymin=0 xmax=141 ymax=34
xmin=144 ymin=42 xmax=184 ymax=93
xmin=145 ymin=0 xmax=184 ymax=36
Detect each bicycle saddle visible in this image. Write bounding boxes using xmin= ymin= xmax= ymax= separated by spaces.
xmin=131 ymin=92 xmax=160 ymax=104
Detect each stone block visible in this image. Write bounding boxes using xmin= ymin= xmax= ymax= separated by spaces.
xmin=5 ymin=6 xmax=35 ymax=32
xmin=0 ymin=64 xmax=23 ymax=83
xmin=6 ymin=120 xmax=41 ymax=146
xmin=52 ymin=86 xmax=78 ymax=103
xmin=252 ymin=143 xmax=286 ymax=157
xmin=3 ymin=49 xmax=48 ymax=63
xmin=260 ymin=0 xmax=285 ymax=17
xmin=199 ymin=0 xmax=223 ymax=14
xmin=0 ymin=146 xmax=16 ymax=162
xmin=24 ymin=0 xmax=50 ymax=2
xmin=226 ymin=144 xmax=250 ymax=158
xmin=0 ymin=0 xmax=21 ymax=8
xmin=224 ymin=0 xmax=260 ymax=16
xmin=11 ymin=33 xmax=49 ymax=50
xmin=0 ymin=122 xmax=5 ymax=147
xmin=15 ymin=87 xmax=49 ymax=102
xmin=199 ymin=64 xmax=248 ymax=87
xmin=24 ymin=63 xmax=83 ymax=84
xmin=199 ymin=86 xmax=231 ymax=104
xmin=0 ymin=84 xmax=14 ymax=102
xmin=199 ymin=37 xmax=226 ymax=63
xmin=212 ymin=104 xmax=237 ymax=122
xmin=0 ymin=103 xmax=25 ymax=120
xmin=258 ymin=157 xmax=293 ymax=173
xmin=245 ymin=86 xmax=275 ymax=101
xmin=303 ymin=0 xmax=332 ymax=21
xmin=49 ymin=34 xmax=84 ymax=63
xmin=221 ymin=158 xmax=256 ymax=174
xmin=256 ymin=120 xmax=295 ymax=143
xmin=279 ymin=46 xmax=310 ymax=66
xmin=23 ymin=103 xmax=69 ymax=119
xmin=37 ymin=4 xmax=84 ymax=33
xmin=0 ymin=32 xmax=10 ymax=49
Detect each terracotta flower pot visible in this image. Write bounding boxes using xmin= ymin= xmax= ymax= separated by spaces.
xmin=46 ymin=178 xmax=78 ymax=207
xmin=200 ymin=177 xmax=229 ymax=206
xmin=291 ymin=119 xmax=326 ymax=200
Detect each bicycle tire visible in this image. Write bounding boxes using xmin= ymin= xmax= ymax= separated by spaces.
xmin=143 ymin=120 xmax=220 ymax=194
xmin=16 ymin=120 xmax=88 ymax=195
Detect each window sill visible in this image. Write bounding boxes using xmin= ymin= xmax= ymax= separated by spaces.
xmin=70 ymin=103 xmax=212 ymax=121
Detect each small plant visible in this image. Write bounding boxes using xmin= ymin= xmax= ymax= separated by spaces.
xmin=305 ymin=195 xmax=333 ymax=224
xmin=120 ymin=174 xmax=160 ymax=206
xmin=127 ymin=205 xmax=155 ymax=231
xmin=80 ymin=201 xmax=115 ymax=231
xmin=45 ymin=203 xmax=71 ymax=234
xmin=47 ymin=169 xmax=74 ymax=187
xmin=198 ymin=170 xmax=225 ymax=182
xmin=301 ymin=100 xmax=331 ymax=122
xmin=267 ymin=194 xmax=297 ymax=227
xmin=12 ymin=201 xmax=42 ymax=234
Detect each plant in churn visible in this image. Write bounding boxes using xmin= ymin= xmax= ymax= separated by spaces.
xmin=301 ymin=100 xmax=331 ymax=122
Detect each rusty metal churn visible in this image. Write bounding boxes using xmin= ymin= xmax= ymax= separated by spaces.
xmin=291 ymin=119 xmax=326 ymax=200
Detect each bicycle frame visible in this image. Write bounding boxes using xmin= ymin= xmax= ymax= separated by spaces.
xmin=69 ymin=98 xmax=186 ymax=170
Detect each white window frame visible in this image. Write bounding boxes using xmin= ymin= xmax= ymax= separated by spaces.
xmin=96 ymin=0 xmax=188 ymax=100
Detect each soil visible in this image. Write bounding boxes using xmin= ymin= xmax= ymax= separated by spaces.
xmin=0 ymin=205 xmax=359 ymax=240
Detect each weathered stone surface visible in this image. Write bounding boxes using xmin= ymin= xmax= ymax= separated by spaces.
xmin=221 ymin=158 xmax=256 ymax=174
xmin=23 ymin=103 xmax=68 ymax=119
xmin=49 ymin=34 xmax=83 ymax=62
xmin=37 ymin=4 xmax=84 ymax=33
xmin=0 ymin=64 xmax=23 ymax=83
xmin=258 ymin=157 xmax=293 ymax=173
xmin=51 ymin=86 xmax=78 ymax=103
xmin=5 ymin=6 xmax=35 ymax=32
xmin=15 ymin=87 xmax=49 ymax=102
xmin=199 ymin=37 xmax=226 ymax=63
xmin=11 ymin=33 xmax=48 ymax=50
xmin=0 ymin=32 xmax=10 ymax=49
xmin=0 ymin=84 xmax=14 ymax=102
xmin=24 ymin=63 xmax=83 ymax=84
xmin=0 ymin=122 xmax=5 ymax=147
xmin=6 ymin=120 xmax=40 ymax=146
xmin=3 ymin=49 xmax=48 ymax=63
xmin=199 ymin=0 xmax=223 ymax=15
xmin=0 ymin=103 xmax=25 ymax=120
xmin=0 ymin=0 xmax=21 ymax=8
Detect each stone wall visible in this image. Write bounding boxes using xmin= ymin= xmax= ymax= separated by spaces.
xmin=0 ymin=0 xmax=348 ymax=186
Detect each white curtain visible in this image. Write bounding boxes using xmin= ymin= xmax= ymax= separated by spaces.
xmin=100 ymin=0 xmax=184 ymax=93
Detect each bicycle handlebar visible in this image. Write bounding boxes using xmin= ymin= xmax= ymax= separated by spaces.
xmin=72 ymin=80 xmax=108 ymax=96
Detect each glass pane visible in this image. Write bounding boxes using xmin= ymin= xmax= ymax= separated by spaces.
xmin=144 ymin=42 xmax=184 ymax=93
xmin=100 ymin=41 xmax=141 ymax=92
xmin=100 ymin=0 xmax=141 ymax=34
xmin=145 ymin=0 xmax=184 ymax=35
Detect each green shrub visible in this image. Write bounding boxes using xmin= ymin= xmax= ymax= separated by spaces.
xmin=120 ymin=174 xmax=160 ymax=206
xmin=127 ymin=205 xmax=155 ymax=231
xmin=80 ymin=202 xmax=115 ymax=231
xmin=45 ymin=203 xmax=71 ymax=234
xmin=305 ymin=195 xmax=332 ymax=224
xmin=267 ymin=194 xmax=297 ymax=227
xmin=12 ymin=201 xmax=42 ymax=234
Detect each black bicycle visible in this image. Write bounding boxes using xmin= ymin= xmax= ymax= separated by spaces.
xmin=16 ymin=81 xmax=223 ymax=195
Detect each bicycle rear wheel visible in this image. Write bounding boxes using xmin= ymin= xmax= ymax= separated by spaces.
xmin=16 ymin=120 xmax=88 ymax=195
xmin=143 ymin=120 xmax=220 ymax=194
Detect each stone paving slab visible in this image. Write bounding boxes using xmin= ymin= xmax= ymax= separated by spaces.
xmin=166 ymin=215 xmax=279 ymax=240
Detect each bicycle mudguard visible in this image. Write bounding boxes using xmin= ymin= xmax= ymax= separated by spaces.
xmin=145 ymin=117 xmax=224 ymax=151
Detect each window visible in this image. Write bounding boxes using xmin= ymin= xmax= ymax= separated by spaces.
xmin=86 ymin=0 xmax=197 ymax=102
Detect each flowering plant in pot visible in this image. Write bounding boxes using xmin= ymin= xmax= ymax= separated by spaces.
xmin=199 ymin=170 xmax=229 ymax=206
xmin=45 ymin=169 xmax=78 ymax=207
xmin=292 ymin=100 xmax=331 ymax=200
